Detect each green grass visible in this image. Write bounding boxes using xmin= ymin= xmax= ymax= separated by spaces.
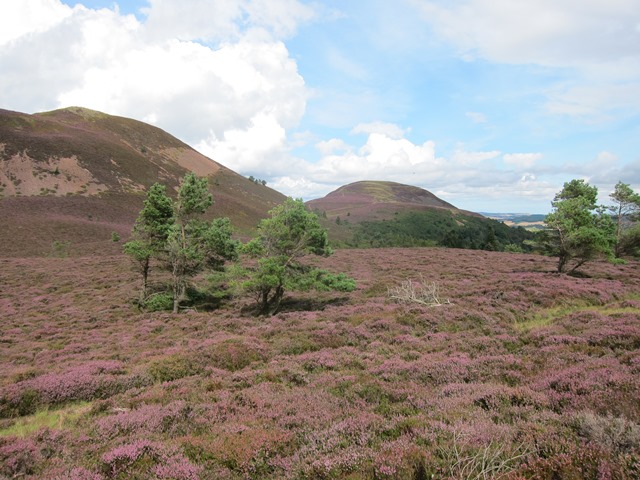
xmin=515 ymin=301 xmax=640 ymax=333
xmin=0 ymin=402 xmax=90 ymax=437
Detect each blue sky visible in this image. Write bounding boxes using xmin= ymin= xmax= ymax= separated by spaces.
xmin=2 ymin=0 xmax=640 ymax=212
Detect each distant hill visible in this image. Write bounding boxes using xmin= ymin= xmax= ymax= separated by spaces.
xmin=482 ymin=213 xmax=547 ymax=231
xmin=0 ymin=107 xmax=286 ymax=256
xmin=307 ymin=180 xmax=478 ymax=220
xmin=307 ymin=181 xmax=535 ymax=250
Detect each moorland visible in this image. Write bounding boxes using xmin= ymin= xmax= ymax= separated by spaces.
xmin=1 ymin=246 xmax=639 ymax=479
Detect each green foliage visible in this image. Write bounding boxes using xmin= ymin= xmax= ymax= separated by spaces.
xmin=136 ymin=182 xmax=174 ymax=246
xmin=124 ymin=174 xmax=237 ymax=312
xmin=143 ymin=292 xmax=174 ymax=312
xmin=539 ymin=179 xmax=615 ymax=273
xmin=111 ymin=231 xmax=120 ymax=242
xmin=609 ymin=181 xmax=640 ymax=257
xmin=147 ymin=354 xmax=203 ymax=383
xmin=50 ymin=240 xmax=71 ymax=257
xmin=239 ymin=198 xmax=353 ymax=315
xmin=174 ymin=172 xmax=212 ymax=221
xmin=349 ymin=209 xmax=534 ymax=251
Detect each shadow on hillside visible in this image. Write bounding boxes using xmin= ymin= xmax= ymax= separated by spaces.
xmin=239 ymin=295 xmax=351 ymax=316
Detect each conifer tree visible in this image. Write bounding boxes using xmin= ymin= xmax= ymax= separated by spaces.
xmin=239 ymin=198 xmax=355 ymax=315
xmin=540 ymin=179 xmax=615 ymax=273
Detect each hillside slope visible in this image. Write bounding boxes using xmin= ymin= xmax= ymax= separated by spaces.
xmin=306 ymin=181 xmax=533 ymax=249
xmin=0 ymin=107 xmax=286 ymax=256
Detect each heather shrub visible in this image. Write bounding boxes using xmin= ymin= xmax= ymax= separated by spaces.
xmin=0 ymin=361 xmax=145 ymax=416
xmin=57 ymin=467 xmax=105 ymax=480
xmin=205 ymin=426 xmax=296 ymax=476
xmin=0 ymin=436 xmax=42 ymax=477
xmin=101 ymin=439 xmax=200 ymax=479
xmin=0 ymin=388 xmax=41 ymax=417
xmin=513 ymin=443 xmax=627 ymax=480
xmin=372 ymin=437 xmax=430 ymax=479
xmin=571 ymin=412 xmax=640 ymax=454
xmin=147 ymin=354 xmax=204 ymax=383
xmin=201 ymin=338 xmax=268 ymax=371
xmin=278 ymin=332 xmax=320 ymax=355
xmin=97 ymin=401 xmax=194 ymax=439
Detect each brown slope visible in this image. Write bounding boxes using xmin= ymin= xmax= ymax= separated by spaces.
xmin=0 ymin=107 xmax=285 ymax=256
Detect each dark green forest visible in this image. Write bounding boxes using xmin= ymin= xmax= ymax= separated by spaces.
xmin=345 ymin=210 xmax=535 ymax=251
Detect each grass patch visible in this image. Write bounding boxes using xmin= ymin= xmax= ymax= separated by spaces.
xmin=515 ymin=301 xmax=640 ymax=333
xmin=0 ymin=402 xmax=90 ymax=437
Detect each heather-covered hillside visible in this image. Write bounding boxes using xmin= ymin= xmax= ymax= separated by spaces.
xmin=0 ymin=107 xmax=286 ymax=254
xmin=1 ymin=248 xmax=639 ymax=478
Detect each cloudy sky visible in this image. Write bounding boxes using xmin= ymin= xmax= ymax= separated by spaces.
xmin=2 ymin=0 xmax=640 ymax=212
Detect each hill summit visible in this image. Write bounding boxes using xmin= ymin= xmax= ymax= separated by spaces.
xmin=306 ymin=180 xmax=476 ymax=223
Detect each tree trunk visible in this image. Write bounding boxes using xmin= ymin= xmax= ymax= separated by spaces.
xmin=140 ymin=257 xmax=150 ymax=303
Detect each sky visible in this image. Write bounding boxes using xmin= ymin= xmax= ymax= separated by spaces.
xmin=1 ymin=0 xmax=640 ymax=213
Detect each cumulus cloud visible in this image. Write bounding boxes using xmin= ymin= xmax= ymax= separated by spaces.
xmin=350 ymin=121 xmax=408 ymax=139
xmin=0 ymin=0 xmax=310 ymax=160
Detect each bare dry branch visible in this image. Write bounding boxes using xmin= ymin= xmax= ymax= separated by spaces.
xmin=387 ymin=274 xmax=451 ymax=307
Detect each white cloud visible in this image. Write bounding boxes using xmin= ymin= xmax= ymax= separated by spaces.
xmin=195 ymin=112 xmax=294 ymax=175
xmin=0 ymin=0 xmax=310 ymax=169
xmin=351 ymin=121 xmax=407 ymax=139
xmin=315 ymin=138 xmax=351 ymax=155
xmin=504 ymin=153 xmax=543 ymax=169
xmin=0 ymin=0 xmax=73 ymax=46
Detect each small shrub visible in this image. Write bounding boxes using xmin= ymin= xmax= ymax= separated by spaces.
xmin=571 ymin=411 xmax=640 ymax=453
xmin=147 ymin=355 xmax=203 ymax=383
xmin=111 ymin=231 xmax=120 ymax=242
xmin=204 ymin=339 xmax=267 ymax=372
xmin=51 ymin=240 xmax=71 ymax=258
xmin=144 ymin=293 xmax=173 ymax=312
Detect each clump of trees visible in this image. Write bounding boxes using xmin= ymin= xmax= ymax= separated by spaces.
xmin=124 ymin=174 xmax=238 ymax=313
xmin=539 ymin=179 xmax=640 ymax=273
xmin=247 ymin=175 xmax=267 ymax=186
xmin=125 ymin=178 xmax=355 ymax=314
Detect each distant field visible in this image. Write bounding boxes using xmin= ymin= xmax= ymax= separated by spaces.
xmin=482 ymin=213 xmax=547 ymax=231
xmin=1 ymin=248 xmax=639 ymax=479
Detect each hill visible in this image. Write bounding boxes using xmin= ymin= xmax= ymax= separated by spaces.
xmin=306 ymin=180 xmax=476 ymax=222
xmin=0 ymin=107 xmax=286 ymax=256
xmin=307 ymin=181 xmax=534 ymax=250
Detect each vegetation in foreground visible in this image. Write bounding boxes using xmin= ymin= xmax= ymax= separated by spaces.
xmin=1 ymin=247 xmax=639 ymax=479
